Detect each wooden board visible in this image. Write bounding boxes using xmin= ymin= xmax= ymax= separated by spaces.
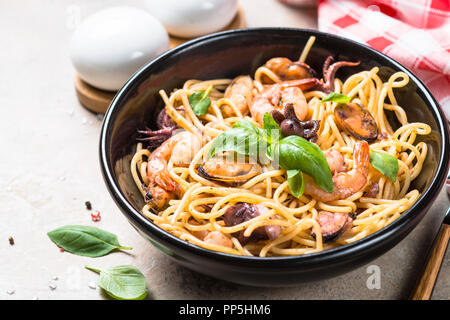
xmin=75 ymin=6 xmax=246 ymax=114
xmin=74 ymin=75 xmax=116 ymax=114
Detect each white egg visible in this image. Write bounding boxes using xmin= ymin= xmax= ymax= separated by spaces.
xmin=70 ymin=6 xmax=169 ymax=91
xmin=146 ymin=0 xmax=238 ymax=38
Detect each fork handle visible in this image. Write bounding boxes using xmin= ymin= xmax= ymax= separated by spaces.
xmin=410 ymin=224 xmax=450 ymax=300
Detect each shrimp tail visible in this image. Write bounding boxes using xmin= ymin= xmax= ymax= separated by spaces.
xmin=333 ymin=141 xmax=369 ymax=199
xmin=154 ymin=171 xmax=178 ymax=192
xmin=304 ymin=141 xmax=370 ymax=202
xmin=353 ymin=140 xmax=370 ymax=170
xmin=148 ymin=185 xmax=174 ymax=210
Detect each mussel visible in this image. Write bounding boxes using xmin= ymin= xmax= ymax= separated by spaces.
xmin=334 ymin=102 xmax=378 ymax=142
xmin=197 ymin=157 xmax=261 ymax=185
xmin=262 ymin=57 xmax=316 ymax=83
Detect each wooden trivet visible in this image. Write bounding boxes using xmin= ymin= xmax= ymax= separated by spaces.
xmin=74 ymin=75 xmax=116 ymax=114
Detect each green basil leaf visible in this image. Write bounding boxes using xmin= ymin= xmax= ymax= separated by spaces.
xmin=232 ymin=120 xmax=263 ymax=134
xmin=189 ymin=85 xmax=213 ymax=116
xmin=277 ymin=135 xmax=333 ymax=193
xmin=266 ymin=143 xmax=273 ymax=160
xmin=47 ymin=225 xmax=132 ymax=258
xmin=321 ymin=92 xmax=351 ymax=104
xmin=207 ymin=120 xmax=269 ymax=160
xmin=287 ymin=169 xmax=305 ymax=198
xmin=263 ymin=112 xmax=282 ymax=143
xmin=207 ymin=127 xmax=256 ymax=159
xmin=86 ymin=265 xmax=147 ymax=300
xmin=369 ymin=151 xmax=398 ymax=182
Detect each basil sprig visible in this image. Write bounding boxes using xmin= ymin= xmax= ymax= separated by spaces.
xmin=208 ymin=113 xmax=283 ymax=159
xmin=321 ymin=92 xmax=351 ymax=104
xmin=207 ymin=113 xmax=333 ymax=197
xmin=369 ymin=151 xmax=399 ymax=181
xmin=189 ymin=85 xmax=213 ymax=116
xmin=85 ymin=265 xmax=147 ymax=300
xmin=47 ymin=225 xmax=132 ymax=257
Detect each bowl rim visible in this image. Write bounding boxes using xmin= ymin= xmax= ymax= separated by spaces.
xmin=100 ymin=27 xmax=450 ymax=265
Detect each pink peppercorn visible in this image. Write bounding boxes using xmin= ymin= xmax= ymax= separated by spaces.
xmin=91 ymin=210 xmax=101 ymax=222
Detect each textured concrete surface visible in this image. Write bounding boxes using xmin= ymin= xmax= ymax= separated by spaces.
xmin=0 ymin=0 xmax=448 ymax=300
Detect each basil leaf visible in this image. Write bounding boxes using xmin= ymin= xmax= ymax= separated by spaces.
xmin=232 ymin=120 xmax=263 ymax=135
xmin=263 ymin=112 xmax=282 ymax=143
xmin=369 ymin=151 xmax=398 ymax=181
xmin=208 ymin=121 xmax=268 ymax=159
xmin=287 ymin=169 xmax=305 ymax=198
xmin=266 ymin=142 xmax=273 ymax=160
xmin=86 ymin=265 xmax=147 ymax=300
xmin=207 ymin=127 xmax=261 ymax=159
xmin=321 ymin=92 xmax=351 ymax=104
xmin=47 ymin=225 xmax=132 ymax=258
xmin=189 ymin=85 xmax=213 ymax=116
xmin=277 ymin=135 xmax=333 ymax=193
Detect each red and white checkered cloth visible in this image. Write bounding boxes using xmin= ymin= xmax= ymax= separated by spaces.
xmin=280 ymin=0 xmax=450 ymax=118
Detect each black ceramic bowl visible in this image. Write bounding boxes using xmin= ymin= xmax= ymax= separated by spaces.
xmin=100 ymin=28 xmax=449 ymax=286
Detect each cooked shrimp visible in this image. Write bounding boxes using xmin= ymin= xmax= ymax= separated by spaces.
xmin=250 ymin=79 xmax=318 ymax=125
xmin=147 ymin=131 xmax=201 ymax=209
xmin=189 ymin=220 xmax=209 ymax=240
xmin=305 ymin=141 xmax=370 ymax=202
xmin=325 ymin=149 xmax=347 ymax=174
xmin=223 ymin=75 xmax=254 ymax=117
xmin=204 ymin=231 xmax=233 ymax=248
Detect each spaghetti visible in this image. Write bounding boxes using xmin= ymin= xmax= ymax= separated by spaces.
xmin=130 ymin=37 xmax=430 ymax=257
